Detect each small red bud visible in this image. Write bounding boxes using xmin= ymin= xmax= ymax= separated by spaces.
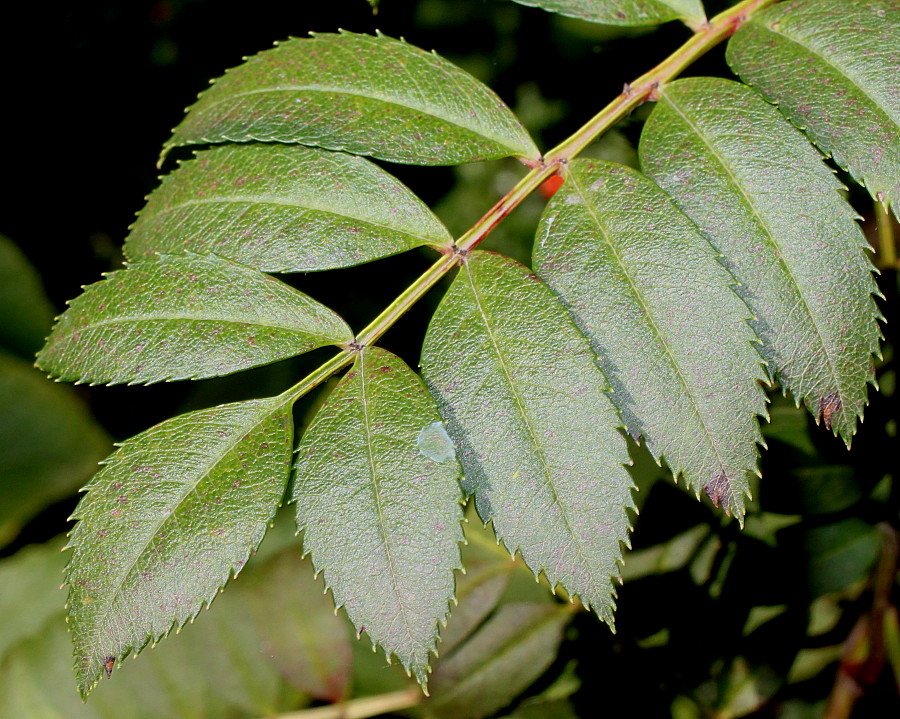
xmin=540 ymin=174 xmax=565 ymax=200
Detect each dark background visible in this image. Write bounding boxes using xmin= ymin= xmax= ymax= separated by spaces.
xmin=2 ymin=1 xmax=897 ymax=716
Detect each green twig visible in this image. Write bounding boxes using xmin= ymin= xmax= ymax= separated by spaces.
xmin=278 ymin=0 xmax=781 ymax=406
xmin=876 ymin=200 xmax=897 ymax=269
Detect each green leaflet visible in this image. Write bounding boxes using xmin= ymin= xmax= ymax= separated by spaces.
xmin=640 ymin=77 xmax=881 ymax=443
xmin=421 ymin=250 xmax=634 ymax=622
xmin=0 ymin=233 xmax=55 ymax=359
xmin=66 ymin=396 xmax=293 ymax=697
xmin=428 ymin=603 xmax=573 ymax=719
xmin=125 ymin=144 xmax=452 ymax=272
xmin=293 ymin=346 xmax=464 ymax=685
xmin=727 ymin=0 xmax=900 ymax=215
xmin=0 ymin=351 xmax=109 ymax=546
xmin=533 ymin=160 xmax=767 ymax=517
xmin=505 ymin=0 xmax=705 ymax=27
xmin=163 ymin=32 xmax=539 ymax=166
xmin=37 ymin=255 xmax=351 ymax=385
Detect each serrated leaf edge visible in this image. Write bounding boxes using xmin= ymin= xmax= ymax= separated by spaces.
xmin=65 ymin=396 xmax=293 ymax=697
xmin=560 ymin=165 xmax=768 ymax=517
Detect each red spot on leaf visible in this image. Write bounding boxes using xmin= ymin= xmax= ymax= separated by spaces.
xmin=703 ymin=471 xmax=729 ymax=509
xmin=818 ymin=391 xmax=842 ymax=430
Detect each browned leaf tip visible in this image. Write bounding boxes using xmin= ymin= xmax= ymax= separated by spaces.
xmin=818 ymin=391 xmax=842 ymax=431
xmin=703 ymin=471 xmax=729 ymax=509
xmin=103 ymin=656 xmax=115 ymax=679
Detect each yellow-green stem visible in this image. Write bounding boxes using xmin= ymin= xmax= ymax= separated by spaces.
xmin=876 ymin=200 xmax=897 ymax=269
xmin=267 ymin=688 xmax=421 ymax=719
xmin=281 ymin=0 xmax=780 ymax=405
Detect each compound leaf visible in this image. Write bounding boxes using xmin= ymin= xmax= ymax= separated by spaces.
xmin=533 ymin=160 xmax=767 ymax=517
xmin=163 ymin=32 xmax=539 ymax=166
xmin=37 ymin=255 xmax=351 ymax=385
xmin=125 ymin=144 xmax=452 ymax=272
xmin=66 ymin=396 xmax=294 ymax=697
xmin=293 ymin=346 xmax=464 ymax=685
xmin=504 ymin=0 xmax=706 ymax=27
xmin=640 ymin=77 xmax=881 ymax=443
xmin=727 ymin=0 xmax=900 ymax=215
xmin=421 ymin=250 xmax=634 ymax=622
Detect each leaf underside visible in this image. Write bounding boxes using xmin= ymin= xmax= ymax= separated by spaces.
xmin=163 ymin=32 xmax=539 ymax=166
xmin=36 ymin=255 xmax=352 ymax=385
xmin=293 ymin=346 xmax=464 ymax=685
xmin=66 ymin=397 xmax=293 ymax=697
xmin=421 ymin=250 xmax=635 ymax=622
xmin=727 ymin=0 xmax=900 ymax=216
xmin=125 ymin=144 xmax=452 ymax=272
xmin=506 ymin=0 xmax=706 ymax=27
xmin=640 ymin=77 xmax=881 ymax=443
xmin=533 ymin=160 xmax=768 ymax=517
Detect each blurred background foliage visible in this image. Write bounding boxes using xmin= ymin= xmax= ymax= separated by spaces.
xmin=1 ymin=0 xmax=897 ymax=717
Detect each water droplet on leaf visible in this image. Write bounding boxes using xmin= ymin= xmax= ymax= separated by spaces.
xmin=416 ymin=421 xmax=456 ymax=463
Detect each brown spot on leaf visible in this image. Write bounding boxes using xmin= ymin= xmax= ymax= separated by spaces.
xmin=103 ymin=656 xmax=115 ymax=678
xmin=818 ymin=391 xmax=842 ymax=430
xmin=703 ymin=471 xmax=729 ymax=508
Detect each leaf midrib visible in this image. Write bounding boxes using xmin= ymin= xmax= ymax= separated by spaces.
xmin=84 ymin=400 xmax=283 ymax=640
xmin=62 ymin=314 xmax=344 ymax=342
xmin=463 ymin=260 xmax=604 ymax=603
xmin=139 ymin=195 xmax=448 ymax=247
xmin=567 ymin=170 xmax=731 ymax=483
xmin=182 ymin=85 xmax=526 ymax=154
xmin=660 ymin=93 xmax=847 ymax=412
xmin=356 ymin=351 xmax=421 ymax=654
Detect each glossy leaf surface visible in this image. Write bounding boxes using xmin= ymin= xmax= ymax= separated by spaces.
xmin=640 ymin=77 xmax=881 ymax=442
xmin=534 ymin=160 xmax=767 ymax=516
xmin=421 ymin=250 xmax=634 ymax=621
xmin=66 ymin=397 xmax=293 ymax=696
xmin=37 ymin=255 xmax=351 ymax=385
xmin=429 ymin=603 xmax=572 ymax=719
xmin=126 ymin=144 xmax=452 ymax=272
xmin=727 ymin=0 xmax=900 ymax=213
xmin=164 ymin=32 xmax=539 ymax=166
xmin=294 ymin=346 xmax=464 ymax=684
xmin=506 ymin=0 xmax=706 ymax=27
xmin=0 ymin=352 xmax=109 ymax=546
